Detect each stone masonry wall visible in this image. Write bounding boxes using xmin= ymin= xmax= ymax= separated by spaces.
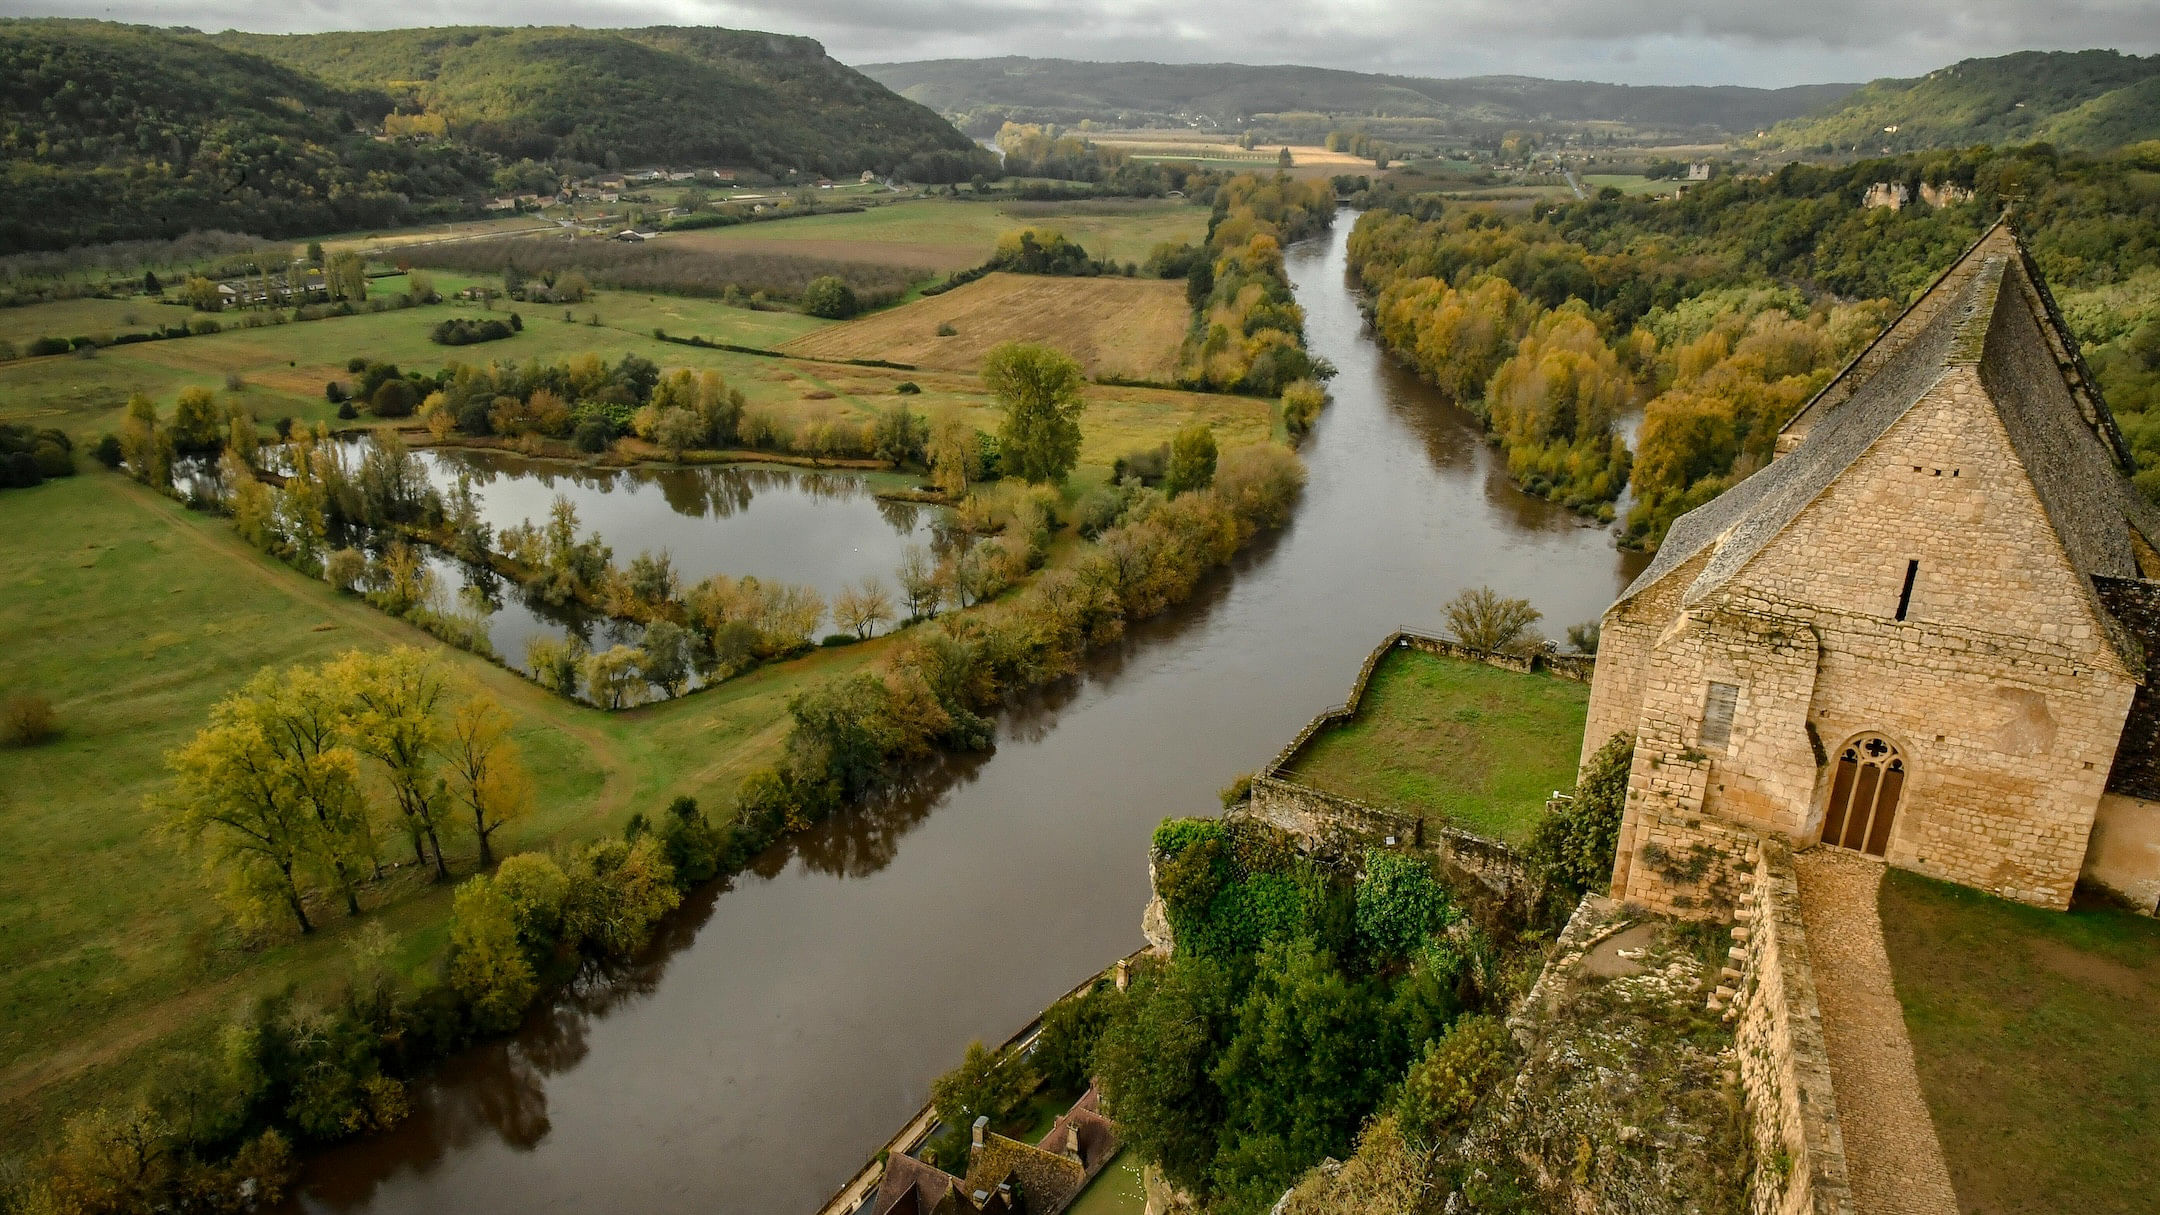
xmin=1609 ymin=376 xmax=2140 ymax=910
xmin=1244 ymin=778 xmax=1532 ymax=902
xmin=1729 ymin=838 xmax=1855 ymax=1215
xmin=1725 ymin=381 xmax=2136 ymax=906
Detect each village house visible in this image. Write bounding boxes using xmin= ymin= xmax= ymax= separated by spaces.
xmin=1587 ymin=220 xmax=2160 ymax=916
xmin=867 ymin=1088 xmax=1120 ymax=1215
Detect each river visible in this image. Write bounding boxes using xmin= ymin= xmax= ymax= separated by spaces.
xmin=295 ymin=212 xmax=1649 ymax=1213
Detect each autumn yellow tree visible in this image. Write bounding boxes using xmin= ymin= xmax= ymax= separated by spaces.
xmin=332 ymin=648 xmax=455 ymax=880
xmin=444 ymin=696 xmax=533 ymax=867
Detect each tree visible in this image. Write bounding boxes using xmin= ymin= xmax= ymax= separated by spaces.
xmin=1095 ymin=956 xmax=1239 ymax=1192
xmin=118 ymin=393 xmax=172 ymax=488
xmin=651 ymin=406 xmax=707 ymax=461
xmin=161 ymin=666 xmax=375 ymax=932
xmin=444 ymin=696 xmax=532 ymax=867
xmin=833 ymin=576 xmax=895 ymax=639
xmin=896 ymin=543 xmax=942 ymax=619
xmin=448 ymin=874 xmax=538 ymax=1033
xmin=327 ymin=252 xmax=367 ymax=303
xmin=930 ymin=1040 xmax=1034 ymax=1145
xmin=183 ymin=275 xmax=222 ymax=312
xmin=801 ymin=275 xmax=858 ymax=319
xmin=638 ymin=621 xmax=696 ymax=697
xmin=332 ymin=648 xmax=455 ymax=879
xmin=1394 ymin=1015 xmax=1510 ymax=1146
xmin=1278 ymin=146 xmax=1294 ymax=168
xmin=1164 ymin=423 xmax=1218 ymax=497
xmin=926 ymin=413 xmax=978 ymax=497
xmin=582 ymin=644 xmax=646 ymax=709
xmin=982 ymin=342 xmax=1086 ymax=484
xmin=1441 ymin=586 xmax=1542 ymax=653
xmin=306 ymin=241 xmax=325 ymax=266
xmin=170 ymin=387 xmax=223 ymax=453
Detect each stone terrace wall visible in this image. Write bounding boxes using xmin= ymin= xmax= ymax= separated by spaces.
xmin=1728 ymin=838 xmax=1855 ymax=1215
xmin=1243 ymin=778 xmax=1532 ymax=900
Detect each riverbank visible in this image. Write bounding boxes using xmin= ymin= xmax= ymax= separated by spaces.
xmin=259 ymin=212 xmax=1643 ymax=1214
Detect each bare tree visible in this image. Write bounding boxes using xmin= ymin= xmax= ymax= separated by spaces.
xmin=1442 ymin=587 xmax=1543 ymax=653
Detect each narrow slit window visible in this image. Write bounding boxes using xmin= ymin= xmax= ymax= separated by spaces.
xmin=1895 ymin=559 xmax=1919 ymax=621
xmin=1700 ymin=681 xmax=1739 ymax=749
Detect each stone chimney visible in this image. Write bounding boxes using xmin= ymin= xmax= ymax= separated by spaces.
xmin=972 ymin=1115 xmax=989 ymax=1150
xmin=1114 ymin=959 xmax=1129 ymax=992
xmin=1063 ymin=1122 xmax=1083 ymax=1163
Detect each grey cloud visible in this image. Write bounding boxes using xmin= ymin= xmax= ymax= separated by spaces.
xmin=3 ymin=0 xmax=2155 ymax=85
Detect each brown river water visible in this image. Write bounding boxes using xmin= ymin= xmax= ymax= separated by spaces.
xmin=293 ymin=212 xmax=1649 ymax=1214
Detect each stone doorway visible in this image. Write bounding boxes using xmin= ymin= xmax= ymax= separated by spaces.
xmin=1821 ymin=735 xmax=1905 ymax=857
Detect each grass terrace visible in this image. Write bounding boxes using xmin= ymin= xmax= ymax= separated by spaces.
xmin=1881 ymin=870 xmax=2160 ymax=1215
xmin=1278 ymin=649 xmax=1590 ymax=845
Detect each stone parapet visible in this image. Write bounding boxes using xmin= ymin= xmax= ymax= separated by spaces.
xmin=1244 ymin=777 xmax=1532 ymax=901
xmin=1732 ymin=838 xmax=1855 ymax=1215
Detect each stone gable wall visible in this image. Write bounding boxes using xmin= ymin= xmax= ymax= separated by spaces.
xmin=1606 ymin=376 xmax=2139 ymax=910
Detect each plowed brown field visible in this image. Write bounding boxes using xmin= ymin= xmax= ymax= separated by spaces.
xmin=776 ymin=273 xmax=1188 ymax=381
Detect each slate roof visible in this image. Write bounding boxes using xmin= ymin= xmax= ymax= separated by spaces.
xmin=1615 ymin=222 xmax=2160 ymax=671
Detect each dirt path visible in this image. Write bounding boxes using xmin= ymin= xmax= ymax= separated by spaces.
xmin=1793 ymin=848 xmax=1962 ymax=1215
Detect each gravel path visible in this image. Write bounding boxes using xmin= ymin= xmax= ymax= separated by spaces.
xmin=1793 ymin=848 xmax=1962 ymax=1215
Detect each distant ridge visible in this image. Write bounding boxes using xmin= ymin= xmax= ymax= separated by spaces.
xmin=857 ymin=56 xmax=1860 ymax=138
xmin=1755 ymin=49 xmax=2160 ymax=153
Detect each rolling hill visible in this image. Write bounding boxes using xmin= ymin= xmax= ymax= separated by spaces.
xmin=0 ymin=19 xmax=986 ymax=254
xmin=1755 ymin=49 xmax=2160 ymax=153
xmin=857 ymin=57 xmax=1860 ymax=138
xmin=215 ymin=26 xmax=982 ymax=176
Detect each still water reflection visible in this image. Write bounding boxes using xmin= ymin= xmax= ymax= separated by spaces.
xmin=295 ymin=213 xmax=1648 ymax=1213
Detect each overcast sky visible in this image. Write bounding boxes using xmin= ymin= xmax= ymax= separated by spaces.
xmin=9 ymin=0 xmax=2158 ymax=86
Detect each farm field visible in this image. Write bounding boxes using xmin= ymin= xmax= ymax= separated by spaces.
xmin=0 ymin=469 xmax=901 ymax=1146
xmin=776 ymin=272 xmax=1191 ymax=381
xmin=0 ymin=271 xmax=1263 ymax=473
xmin=1583 ymin=173 xmax=1667 ymax=195
xmin=1087 ymin=135 xmax=1372 ymax=180
xmin=663 ymin=197 xmax=1208 ymax=273
xmin=1281 ymin=650 xmax=1591 ymax=845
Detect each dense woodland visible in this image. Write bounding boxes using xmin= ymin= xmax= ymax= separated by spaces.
xmin=1349 ymin=141 xmax=2160 ymax=542
xmin=0 ymin=19 xmax=989 ymax=253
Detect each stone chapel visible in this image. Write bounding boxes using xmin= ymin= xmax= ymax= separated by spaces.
xmin=1586 ymin=220 xmax=2160 ymax=916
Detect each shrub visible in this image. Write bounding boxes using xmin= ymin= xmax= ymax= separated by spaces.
xmin=935 ymin=322 xmax=959 ymax=337
xmin=29 ymin=336 xmax=71 ymax=357
xmin=336 ymin=401 xmax=359 ymax=420
xmin=1355 ymin=850 xmax=1454 ymax=960
xmin=896 ymin=381 xmax=922 ymax=394
xmin=1526 ymin=733 xmax=1633 ymax=906
xmin=370 ymin=379 xmax=417 ymax=418
xmin=431 ymin=317 xmax=517 ymax=346
xmin=1394 ymin=1015 xmax=1511 ymax=1145
xmin=802 ymin=275 xmax=860 ymax=319
xmin=92 ymin=434 xmax=123 ymax=468
xmin=573 ymin=419 xmax=610 ymax=452
xmin=325 ymin=548 xmax=367 ymax=593
xmin=3 ymin=693 xmax=57 ymax=745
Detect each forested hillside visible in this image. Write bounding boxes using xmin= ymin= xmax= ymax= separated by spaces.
xmin=1757 ymin=50 xmax=2160 ymax=154
xmin=1348 ymin=141 xmax=2160 ymax=542
xmin=0 ymin=19 xmax=985 ymax=253
xmin=216 ymin=26 xmax=983 ymax=179
xmin=0 ymin=19 xmax=494 ymax=252
xmin=860 ymin=57 xmax=1856 ymax=139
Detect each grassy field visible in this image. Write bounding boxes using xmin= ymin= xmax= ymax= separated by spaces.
xmin=0 ymin=276 xmax=1265 ymax=473
xmin=777 ymin=273 xmax=1190 ymax=381
xmin=663 ymin=197 xmax=1209 ymax=273
xmin=0 ymin=469 xmax=898 ymax=1147
xmin=1881 ymin=871 xmax=2160 ymax=1215
xmin=1281 ymin=651 xmax=1589 ymax=845
xmin=1582 ymin=174 xmax=1668 ymax=196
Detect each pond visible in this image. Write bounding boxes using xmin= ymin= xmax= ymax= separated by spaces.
xmin=292 ymin=212 xmax=1648 ymax=1213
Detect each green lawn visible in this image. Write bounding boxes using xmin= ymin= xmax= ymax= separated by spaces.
xmin=1583 ymin=174 xmax=1668 ymax=196
xmin=1066 ymin=1148 xmax=1148 ymax=1215
xmin=1880 ymin=870 xmax=2160 ymax=1215
xmin=0 ymin=470 xmax=893 ymax=1147
xmin=1280 ymin=650 xmax=1589 ymax=845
